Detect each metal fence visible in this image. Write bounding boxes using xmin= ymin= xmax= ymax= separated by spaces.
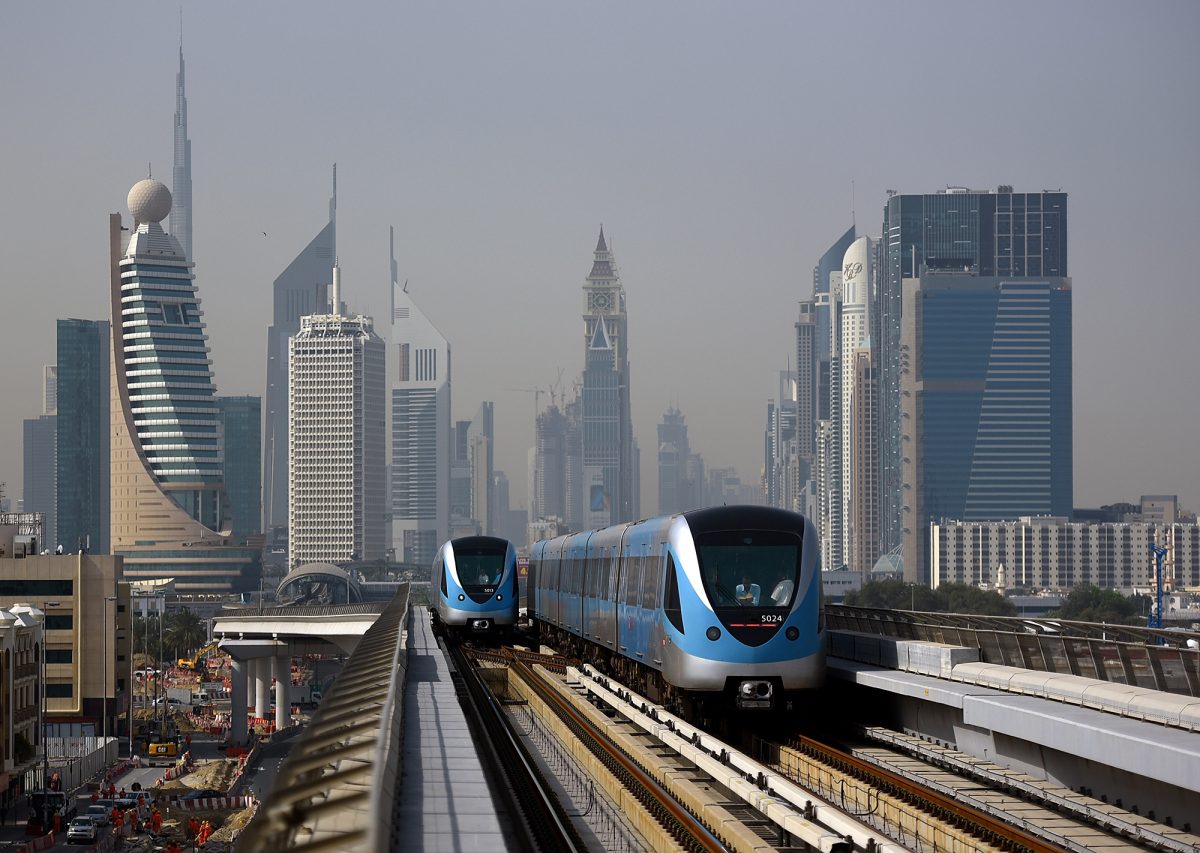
xmin=511 ymin=702 xmax=644 ymax=852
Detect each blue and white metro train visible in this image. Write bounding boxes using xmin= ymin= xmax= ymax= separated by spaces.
xmin=530 ymin=505 xmax=824 ymax=713
xmin=432 ymin=536 xmax=520 ymax=639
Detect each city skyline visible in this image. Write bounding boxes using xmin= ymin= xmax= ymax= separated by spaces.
xmin=2 ymin=3 xmax=1199 ymax=516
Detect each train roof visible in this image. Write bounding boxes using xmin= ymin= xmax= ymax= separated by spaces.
xmin=681 ymin=505 xmax=809 ymax=534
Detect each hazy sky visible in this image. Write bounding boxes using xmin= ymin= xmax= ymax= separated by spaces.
xmin=2 ymin=2 xmax=1198 ymax=515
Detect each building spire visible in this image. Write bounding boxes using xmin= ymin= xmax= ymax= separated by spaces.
xmin=332 ymin=256 xmax=342 ymax=316
xmin=596 ymin=225 xmax=607 ymax=254
xmin=170 ymin=29 xmax=193 ymax=258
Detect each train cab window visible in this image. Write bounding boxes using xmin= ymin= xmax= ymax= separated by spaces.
xmin=454 ymin=538 xmax=508 ymax=604
xmin=694 ymin=529 xmax=801 ymax=609
xmin=663 ymin=554 xmax=684 ymax=633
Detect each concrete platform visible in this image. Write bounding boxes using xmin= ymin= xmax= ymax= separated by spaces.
xmin=395 ymin=608 xmax=509 ymax=852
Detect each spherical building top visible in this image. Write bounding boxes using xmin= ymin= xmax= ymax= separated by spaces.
xmin=127 ymin=179 xmax=173 ymax=224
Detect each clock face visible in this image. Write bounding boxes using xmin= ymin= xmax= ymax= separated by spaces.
xmin=592 ymin=291 xmax=611 ymax=310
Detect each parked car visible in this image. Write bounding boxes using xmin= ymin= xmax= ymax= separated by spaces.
xmin=179 ymin=788 xmax=224 ymax=799
xmin=85 ymin=804 xmax=110 ymax=826
xmin=67 ymin=817 xmax=97 ymax=844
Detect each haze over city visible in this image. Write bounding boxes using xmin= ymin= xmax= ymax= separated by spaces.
xmin=2 ymin=1 xmax=1198 ymax=513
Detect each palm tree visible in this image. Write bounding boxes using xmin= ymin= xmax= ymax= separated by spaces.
xmin=163 ymin=609 xmax=206 ymax=660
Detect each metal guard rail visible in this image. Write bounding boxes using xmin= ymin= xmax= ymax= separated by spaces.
xmin=237 ymin=584 xmax=410 ymax=851
xmin=826 ymin=604 xmax=1200 ymax=696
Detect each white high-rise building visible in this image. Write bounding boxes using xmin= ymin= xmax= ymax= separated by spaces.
xmin=287 ymin=262 xmax=386 ymax=568
xmin=839 ymin=236 xmax=876 ymax=571
xmin=390 ymin=255 xmax=450 ymax=566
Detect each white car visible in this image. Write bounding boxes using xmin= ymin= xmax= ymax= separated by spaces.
xmin=86 ymin=804 xmax=110 ymax=826
xmin=67 ymin=817 xmax=97 ymax=844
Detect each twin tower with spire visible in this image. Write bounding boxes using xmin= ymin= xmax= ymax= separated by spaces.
xmin=581 ymin=226 xmax=639 ymax=526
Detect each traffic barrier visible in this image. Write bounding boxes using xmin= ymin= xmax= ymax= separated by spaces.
xmin=169 ymin=796 xmax=254 ymax=811
xmin=17 ymin=829 xmax=56 ymax=852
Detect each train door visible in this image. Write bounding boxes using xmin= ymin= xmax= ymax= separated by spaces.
xmin=649 ymin=543 xmax=669 ymax=666
xmin=632 ymin=541 xmax=656 ymax=666
xmin=593 ymin=540 xmax=618 ymax=650
xmin=616 ymin=529 xmax=641 ymax=656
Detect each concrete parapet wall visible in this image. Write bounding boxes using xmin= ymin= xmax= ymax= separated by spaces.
xmin=829 ymin=630 xmax=979 ymax=677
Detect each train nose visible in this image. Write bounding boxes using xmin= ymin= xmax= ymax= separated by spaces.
xmin=736 ymin=679 xmax=774 ymax=709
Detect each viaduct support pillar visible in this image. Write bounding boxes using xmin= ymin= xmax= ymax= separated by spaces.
xmin=254 ymin=659 xmax=271 ymax=720
xmin=274 ymin=650 xmax=291 ymax=732
xmin=229 ymin=657 xmax=248 ymax=745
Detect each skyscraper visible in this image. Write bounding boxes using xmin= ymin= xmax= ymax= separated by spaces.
xmin=56 ymin=319 xmax=109 ymax=555
xmin=813 ymin=225 xmax=856 ymax=423
xmin=794 ymin=300 xmax=817 ymax=461
xmin=532 ymin=404 xmax=568 ymax=522
xmin=110 ymin=179 xmax=260 ymax=591
xmin=883 ymin=189 xmax=1072 ymax=581
xmin=391 ymin=262 xmax=450 ymax=566
xmin=43 ymin=366 xmax=58 ymax=416
xmin=450 ymin=419 xmax=474 ymax=535
xmin=581 ymin=228 xmax=636 ymax=526
xmin=847 ymin=349 xmax=879 ymax=575
xmin=657 ymin=407 xmax=702 ymax=515
xmin=838 ymin=237 xmax=879 ymax=572
xmin=217 ymin=396 xmax=262 ymax=544
xmin=22 ymin=414 xmax=56 ymax=550
xmin=469 ymin=402 xmax=495 ymax=535
xmin=170 ymin=43 xmax=192 ymax=262
xmin=288 ymin=263 xmax=385 ymax=568
xmin=264 ymin=169 xmax=336 ymax=540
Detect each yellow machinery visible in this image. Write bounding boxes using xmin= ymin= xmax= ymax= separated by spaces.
xmin=148 ymin=741 xmax=178 ymax=760
xmin=176 ymin=642 xmax=219 ymax=671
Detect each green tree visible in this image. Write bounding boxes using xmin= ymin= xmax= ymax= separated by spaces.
xmin=844 ymin=580 xmax=1016 ymax=615
xmin=937 ymin=583 xmax=1017 ymax=616
xmin=1051 ymin=585 xmax=1141 ymax=624
xmin=162 ymin=609 xmax=205 ymax=660
xmin=844 ymin=579 xmax=938 ymax=611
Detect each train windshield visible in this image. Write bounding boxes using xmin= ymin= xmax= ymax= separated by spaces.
xmin=694 ymin=529 xmax=801 ymax=609
xmin=455 ymin=549 xmax=507 ymax=589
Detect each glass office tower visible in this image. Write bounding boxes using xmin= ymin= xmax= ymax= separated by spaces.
xmin=56 ymin=319 xmax=110 ymax=554
xmin=217 ymin=395 xmax=262 ymax=543
xmin=883 ymin=189 xmax=1070 ymax=583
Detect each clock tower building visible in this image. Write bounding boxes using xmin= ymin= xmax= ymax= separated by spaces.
xmin=581 ymin=227 xmax=637 ymax=526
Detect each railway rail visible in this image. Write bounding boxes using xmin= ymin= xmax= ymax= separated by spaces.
xmin=457 ymin=637 xmax=1186 ymax=853
xmin=507 ymin=654 xmax=729 ymax=852
xmin=768 ymin=734 xmax=1068 ymax=853
xmin=445 ymin=638 xmax=588 ymax=852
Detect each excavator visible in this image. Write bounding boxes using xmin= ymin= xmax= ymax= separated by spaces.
xmin=177 ymin=642 xmax=220 ymax=671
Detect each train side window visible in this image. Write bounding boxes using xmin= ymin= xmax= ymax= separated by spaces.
xmin=641 ymin=549 xmax=659 ymax=610
xmin=623 ymin=554 xmax=640 ymax=607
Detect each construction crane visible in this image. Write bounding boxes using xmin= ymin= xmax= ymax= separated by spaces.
xmin=506 ymin=387 xmax=545 ymax=419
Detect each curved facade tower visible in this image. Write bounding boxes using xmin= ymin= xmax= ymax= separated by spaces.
xmin=839 ymin=237 xmax=876 ymax=570
xmin=109 ymin=179 xmax=259 ymax=591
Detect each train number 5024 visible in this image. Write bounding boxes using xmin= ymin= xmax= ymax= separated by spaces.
xmin=761 ymin=614 xmax=783 ymax=623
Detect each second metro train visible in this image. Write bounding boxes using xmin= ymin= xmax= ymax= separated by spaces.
xmin=530 ymin=505 xmax=824 ymax=713
xmin=432 ymin=535 xmax=520 ymax=639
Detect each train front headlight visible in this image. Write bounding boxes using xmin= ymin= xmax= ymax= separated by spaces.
xmin=785 ymin=626 xmax=799 ymax=641
xmin=706 ymin=626 xmax=721 ymax=641
xmin=458 ymin=594 xmax=465 ymax=602
xmin=495 ymin=594 xmax=503 ymax=601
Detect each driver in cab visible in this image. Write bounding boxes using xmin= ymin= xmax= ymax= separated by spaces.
xmin=735 ymin=575 xmax=761 ymax=606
